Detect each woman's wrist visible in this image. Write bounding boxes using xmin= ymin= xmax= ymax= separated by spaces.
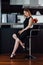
xmin=24 ymin=28 xmax=26 ymax=31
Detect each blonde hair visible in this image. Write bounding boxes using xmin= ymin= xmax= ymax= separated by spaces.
xmin=24 ymin=8 xmax=32 ymax=16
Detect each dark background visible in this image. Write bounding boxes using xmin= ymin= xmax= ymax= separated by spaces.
xmin=0 ymin=27 xmax=43 ymax=54
xmin=1 ymin=0 xmax=43 ymax=14
xmin=1 ymin=0 xmax=43 ymax=54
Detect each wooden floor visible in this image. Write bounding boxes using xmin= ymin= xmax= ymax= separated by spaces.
xmin=0 ymin=54 xmax=43 ymax=65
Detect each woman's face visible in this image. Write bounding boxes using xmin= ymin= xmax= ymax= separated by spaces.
xmin=23 ymin=11 xmax=29 ymax=17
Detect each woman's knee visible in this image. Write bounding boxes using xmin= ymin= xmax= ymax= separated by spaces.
xmin=12 ymin=34 xmax=17 ymax=39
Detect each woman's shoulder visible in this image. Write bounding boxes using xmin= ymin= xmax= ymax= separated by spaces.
xmin=29 ymin=16 xmax=33 ymax=19
xmin=29 ymin=16 xmax=33 ymax=21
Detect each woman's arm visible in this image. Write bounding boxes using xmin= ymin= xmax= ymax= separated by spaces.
xmin=18 ymin=18 xmax=33 ymax=34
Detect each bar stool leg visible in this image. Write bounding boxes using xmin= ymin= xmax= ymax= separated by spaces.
xmin=29 ymin=32 xmax=36 ymax=59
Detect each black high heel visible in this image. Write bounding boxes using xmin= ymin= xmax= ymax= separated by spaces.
xmin=26 ymin=47 xmax=29 ymax=51
xmin=10 ymin=54 xmax=16 ymax=59
xmin=23 ymin=47 xmax=29 ymax=51
xmin=23 ymin=48 xmax=25 ymax=52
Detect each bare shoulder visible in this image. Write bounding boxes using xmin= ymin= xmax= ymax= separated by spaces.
xmin=29 ymin=17 xmax=33 ymax=22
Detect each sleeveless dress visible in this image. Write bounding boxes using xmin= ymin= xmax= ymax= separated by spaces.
xmin=17 ymin=16 xmax=33 ymax=42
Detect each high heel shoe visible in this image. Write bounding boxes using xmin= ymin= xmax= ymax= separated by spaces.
xmin=23 ymin=48 xmax=29 ymax=54
xmin=23 ymin=47 xmax=29 ymax=52
xmin=26 ymin=47 xmax=29 ymax=51
xmin=23 ymin=48 xmax=25 ymax=52
xmin=10 ymin=54 xmax=16 ymax=59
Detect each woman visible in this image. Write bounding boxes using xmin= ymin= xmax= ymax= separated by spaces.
xmin=10 ymin=8 xmax=33 ymax=58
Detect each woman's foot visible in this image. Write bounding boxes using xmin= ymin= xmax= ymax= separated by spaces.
xmin=26 ymin=47 xmax=29 ymax=51
xmin=23 ymin=47 xmax=25 ymax=52
xmin=10 ymin=54 xmax=16 ymax=59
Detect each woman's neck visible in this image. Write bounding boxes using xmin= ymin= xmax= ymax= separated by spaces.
xmin=26 ymin=16 xmax=30 ymax=18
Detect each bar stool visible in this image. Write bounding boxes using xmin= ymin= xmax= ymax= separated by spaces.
xmin=25 ymin=19 xmax=40 ymax=59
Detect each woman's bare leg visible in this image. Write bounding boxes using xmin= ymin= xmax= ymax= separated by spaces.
xmin=19 ymin=39 xmax=25 ymax=48
xmin=12 ymin=34 xmax=25 ymax=49
xmin=10 ymin=38 xmax=20 ymax=58
xmin=10 ymin=34 xmax=25 ymax=58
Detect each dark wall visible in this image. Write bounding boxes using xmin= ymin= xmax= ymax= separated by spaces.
xmin=0 ymin=27 xmax=43 ymax=54
xmin=0 ymin=28 xmax=23 ymax=54
xmin=31 ymin=31 xmax=43 ymax=53
xmin=0 ymin=29 xmax=1 ymax=54
xmin=1 ymin=0 xmax=43 ymax=14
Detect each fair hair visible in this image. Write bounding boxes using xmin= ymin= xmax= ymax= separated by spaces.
xmin=24 ymin=8 xmax=32 ymax=16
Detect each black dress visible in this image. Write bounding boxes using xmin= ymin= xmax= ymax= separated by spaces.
xmin=17 ymin=16 xmax=32 ymax=42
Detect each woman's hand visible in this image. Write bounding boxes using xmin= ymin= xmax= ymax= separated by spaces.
xmin=18 ymin=30 xmax=22 ymax=34
xmin=18 ymin=30 xmax=23 ymax=34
